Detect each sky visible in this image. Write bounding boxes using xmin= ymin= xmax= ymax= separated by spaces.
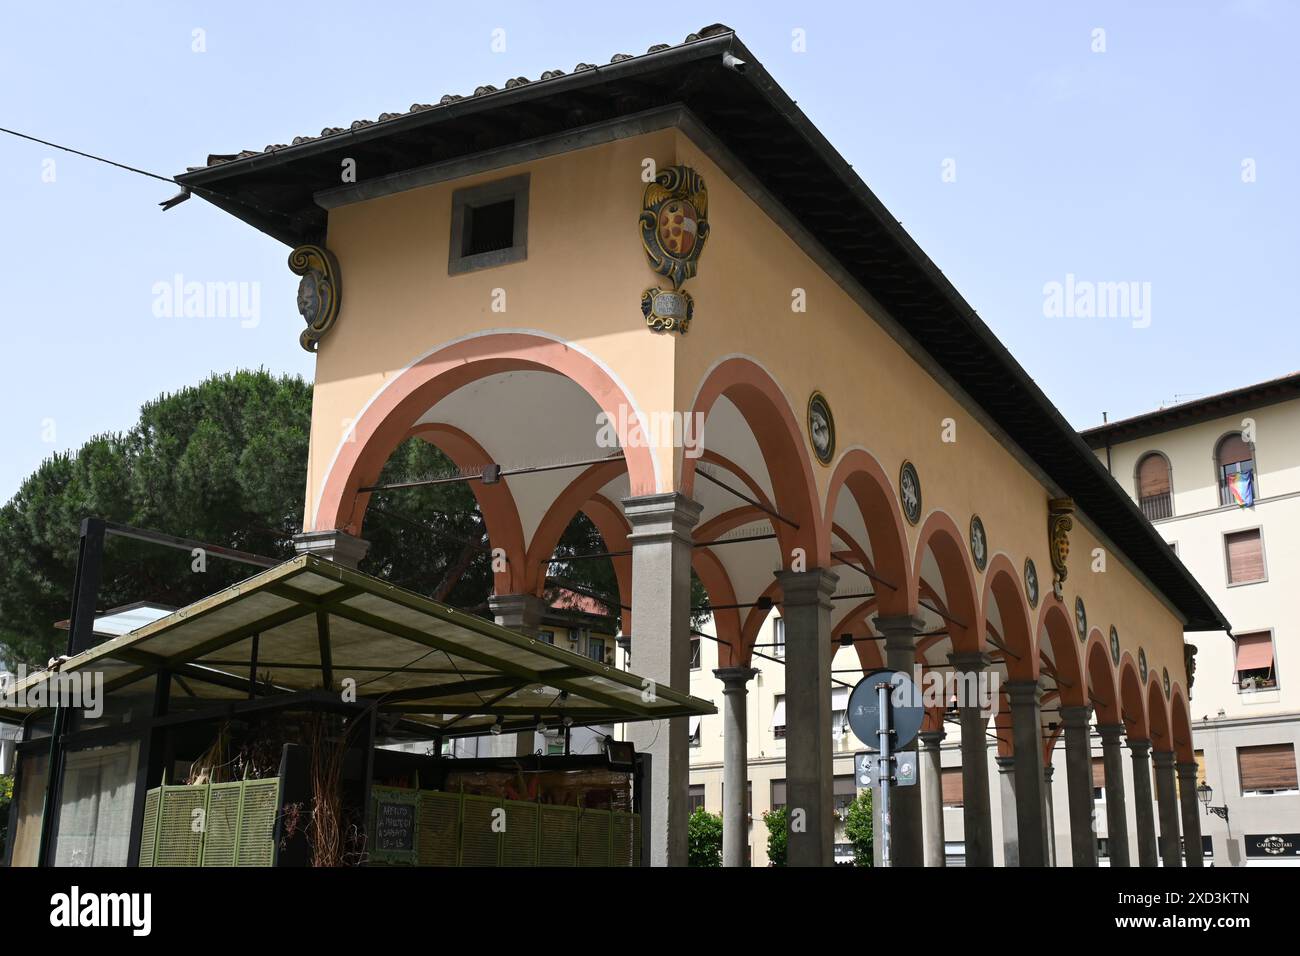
xmin=1 ymin=0 xmax=1296 ymax=502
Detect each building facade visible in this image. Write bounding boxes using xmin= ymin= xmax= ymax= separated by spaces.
xmin=164 ymin=24 xmax=1228 ymax=866
xmin=1083 ymin=374 xmax=1300 ymax=866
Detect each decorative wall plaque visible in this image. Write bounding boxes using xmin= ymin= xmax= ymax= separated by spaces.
xmin=1138 ymin=647 xmax=1149 ymax=684
xmin=969 ymin=515 xmax=988 ymax=572
xmin=807 ymin=391 xmax=835 ymax=465
xmin=899 ymin=461 xmax=922 ymax=526
xmin=640 ymin=165 xmax=709 ymax=335
xmin=289 ymin=244 xmax=342 ymax=352
xmin=641 ymin=287 xmax=694 ymax=334
xmin=1024 ymin=558 xmax=1039 ymax=608
xmin=1163 ymin=666 xmax=1171 ymax=698
xmin=1109 ymin=626 xmax=1121 ymax=666
xmin=1074 ymin=596 xmax=1087 ymax=642
xmin=1048 ymin=497 xmax=1075 ymax=600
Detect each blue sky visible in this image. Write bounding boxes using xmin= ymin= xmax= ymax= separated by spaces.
xmin=2 ymin=1 xmax=1296 ymax=501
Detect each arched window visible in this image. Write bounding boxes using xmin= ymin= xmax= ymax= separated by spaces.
xmin=1136 ymin=452 xmax=1173 ymax=520
xmin=1216 ymin=433 xmax=1257 ymax=506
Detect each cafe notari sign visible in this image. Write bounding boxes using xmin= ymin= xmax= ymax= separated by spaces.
xmin=1246 ymin=833 xmax=1300 ymax=858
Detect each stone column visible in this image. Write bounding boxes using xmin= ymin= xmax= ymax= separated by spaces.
xmin=1177 ymin=762 xmax=1204 ymax=868
xmin=293 ymin=529 xmax=370 ymax=568
xmin=948 ymin=652 xmax=994 ymax=866
xmin=490 ymin=593 xmax=547 ymax=757
xmin=919 ymin=729 xmax=947 ymax=867
xmin=1097 ymin=724 xmax=1131 ymax=867
xmin=1129 ymin=738 xmax=1159 ymax=867
xmin=1043 ymin=765 xmax=1057 ymax=866
xmin=872 ymin=613 xmax=926 ymax=867
xmin=777 ymin=567 xmax=838 ymax=867
xmin=714 ymin=666 xmax=758 ymax=868
xmin=622 ymin=492 xmax=701 ymax=867
xmin=996 ymin=756 xmax=1018 ymax=867
xmin=1061 ymin=705 xmax=1099 ymax=867
xmin=1006 ymin=680 xmax=1050 ymax=866
xmin=1152 ymin=749 xmax=1183 ymax=868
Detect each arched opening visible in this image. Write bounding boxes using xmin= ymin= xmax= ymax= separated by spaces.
xmin=314 ymin=332 xmax=657 ymax=538
xmin=1118 ymin=656 xmax=1149 ymax=741
xmin=1084 ymin=632 xmax=1121 ymax=726
xmin=1037 ymin=601 xmax=1085 ymax=707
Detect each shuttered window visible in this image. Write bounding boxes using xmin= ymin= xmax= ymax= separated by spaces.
xmin=941 ymin=768 xmax=963 ymax=807
xmin=1092 ymin=756 xmax=1106 ymax=789
xmin=689 ymin=784 xmax=705 ymax=813
xmin=770 ymin=779 xmax=786 ymax=813
xmin=1238 ymin=744 xmax=1299 ymax=794
xmin=1137 ymin=453 xmax=1173 ymax=520
xmin=1235 ymin=631 xmax=1277 ymax=690
xmin=1225 ymin=529 xmax=1265 ymax=584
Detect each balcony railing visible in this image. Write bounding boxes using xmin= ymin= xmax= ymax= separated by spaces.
xmin=1139 ymin=492 xmax=1172 ymax=522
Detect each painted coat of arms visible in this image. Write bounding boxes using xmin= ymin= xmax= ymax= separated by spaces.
xmin=640 ymin=165 xmax=709 ymax=333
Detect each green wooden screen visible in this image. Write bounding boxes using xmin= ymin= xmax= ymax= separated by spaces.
xmin=370 ymin=789 xmax=639 ymax=867
xmin=136 ymin=778 xmax=281 ymax=867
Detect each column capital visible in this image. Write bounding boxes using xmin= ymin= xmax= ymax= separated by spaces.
xmin=918 ymin=729 xmax=947 ymax=750
xmin=995 ymin=755 xmax=1016 ymax=773
xmin=1060 ymin=705 xmax=1093 ymax=728
xmin=1176 ymin=762 xmax=1199 ymax=781
xmin=947 ymin=651 xmax=992 ymax=672
xmin=1151 ymin=749 xmax=1177 ymax=770
xmin=774 ymin=567 xmax=839 ymax=605
xmin=488 ymin=592 xmax=546 ymax=620
xmin=1128 ymin=738 xmax=1152 ymax=758
xmin=1005 ymin=679 xmax=1044 ymax=705
xmin=621 ymin=491 xmax=702 ymax=538
xmin=872 ymin=613 xmax=927 ymax=636
xmin=293 ymin=529 xmax=370 ymax=568
xmin=713 ymin=666 xmax=759 ymax=690
xmin=1096 ymin=723 xmax=1126 ymax=744
xmin=1043 ymin=764 xmax=1055 ymax=782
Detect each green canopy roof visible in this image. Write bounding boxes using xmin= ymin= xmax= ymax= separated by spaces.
xmin=2 ymin=555 xmax=713 ymax=736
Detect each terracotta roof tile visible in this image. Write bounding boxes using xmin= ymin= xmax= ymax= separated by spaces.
xmin=199 ymin=28 xmax=731 ymax=167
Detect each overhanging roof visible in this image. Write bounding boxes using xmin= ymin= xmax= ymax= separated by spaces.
xmin=1081 ymin=371 xmax=1300 ymax=447
xmin=174 ymin=26 xmax=1229 ymax=632
xmin=1 ymin=555 xmax=713 ymax=734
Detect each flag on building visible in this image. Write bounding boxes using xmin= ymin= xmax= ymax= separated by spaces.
xmin=1227 ymin=471 xmax=1254 ymax=507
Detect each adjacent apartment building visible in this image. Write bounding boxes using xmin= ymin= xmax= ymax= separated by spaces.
xmin=1081 ymin=372 xmax=1300 ymax=866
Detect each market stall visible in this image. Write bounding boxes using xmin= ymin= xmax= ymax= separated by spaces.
xmin=2 ymin=554 xmax=713 ymax=867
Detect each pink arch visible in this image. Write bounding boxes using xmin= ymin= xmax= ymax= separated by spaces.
xmin=982 ymin=553 xmax=1036 ymax=681
xmin=1035 ymin=598 xmax=1085 ymax=705
xmin=1169 ymin=685 xmax=1194 ymax=762
xmin=1118 ymin=653 xmax=1149 ymax=740
xmin=314 ymin=333 xmax=657 ymax=535
xmin=1083 ymin=628 xmax=1120 ymax=725
xmin=683 ymin=357 xmax=827 ymax=565
xmin=824 ymin=448 xmax=913 ymax=617
xmin=409 ymin=423 xmax=526 ymax=593
xmin=912 ymin=511 xmax=981 ymax=653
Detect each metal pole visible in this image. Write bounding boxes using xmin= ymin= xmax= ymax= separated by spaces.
xmin=877 ymin=678 xmax=893 ymax=868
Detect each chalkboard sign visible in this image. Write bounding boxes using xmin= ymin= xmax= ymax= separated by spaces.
xmin=369 ymin=787 xmax=419 ymax=865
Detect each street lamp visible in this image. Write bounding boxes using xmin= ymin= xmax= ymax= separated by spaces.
xmin=1196 ymin=782 xmax=1229 ymax=821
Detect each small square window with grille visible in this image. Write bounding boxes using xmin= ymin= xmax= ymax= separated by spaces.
xmin=448 ymin=175 xmax=529 ymax=274
xmin=462 ymin=199 xmax=516 ymax=256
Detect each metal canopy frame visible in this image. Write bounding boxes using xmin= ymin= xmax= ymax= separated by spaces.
xmin=5 ymin=554 xmax=714 ymax=738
